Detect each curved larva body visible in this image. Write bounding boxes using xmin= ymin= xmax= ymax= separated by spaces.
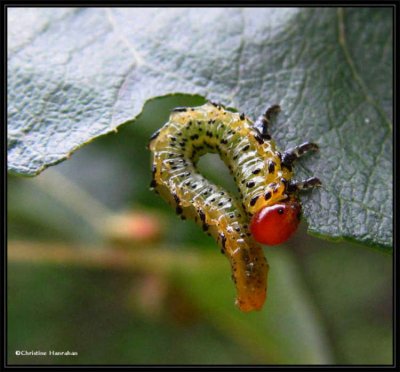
xmin=149 ymin=102 xmax=320 ymax=312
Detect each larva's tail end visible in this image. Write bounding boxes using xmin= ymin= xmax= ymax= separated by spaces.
xmin=235 ymin=257 xmax=269 ymax=313
xmin=230 ymin=245 xmax=269 ymax=312
xmin=235 ymin=289 xmax=267 ymax=312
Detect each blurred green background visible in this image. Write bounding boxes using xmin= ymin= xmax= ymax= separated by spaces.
xmin=7 ymin=96 xmax=393 ymax=365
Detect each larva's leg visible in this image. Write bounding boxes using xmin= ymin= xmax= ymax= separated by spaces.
xmin=253 ymin=104 xmax=281 ymax=140
xmin=281 ymin=142 xmax=319 ymax=170
xmin=287 ymin=177 xmax=322 ymax=193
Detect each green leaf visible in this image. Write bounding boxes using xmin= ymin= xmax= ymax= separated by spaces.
xmin=8 ymin=8 xmax=392 ymax=249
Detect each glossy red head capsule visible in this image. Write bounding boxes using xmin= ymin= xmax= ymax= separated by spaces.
xmin=250 ymin=202 xmax=302 ymax=245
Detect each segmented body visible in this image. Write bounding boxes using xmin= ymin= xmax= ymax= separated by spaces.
xmin=149 ymin=102 xmax=320 ymax=311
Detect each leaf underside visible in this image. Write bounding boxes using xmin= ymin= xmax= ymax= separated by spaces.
xmin=7 ymin=8 xmax=393 ymax=250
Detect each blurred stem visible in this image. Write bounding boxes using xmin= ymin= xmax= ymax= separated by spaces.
xmin=8 ymin=240 xmax=216 ymax=273
xmin=33 ymin=170 xmax=116 ymax=236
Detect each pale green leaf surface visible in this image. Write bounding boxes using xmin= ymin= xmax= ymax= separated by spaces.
xmin=7 ymin=8 xmax=392 ymax=249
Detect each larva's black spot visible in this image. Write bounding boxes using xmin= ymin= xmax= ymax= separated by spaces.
xmin=268 ymin=161 xmax=276 ymax=173
xmin=246 ymin=181 xmax=255 ymax=188
xmin=198 ymin=210 xmax=206 ymax=223
xmin=269 ymin=182 xmax=277 ymax=189
xmin=254 ymin=134 xmax=264 ymax=145
xmin=172 ymin=107 xmax=188 ymax=112
xmin=218 ymin=201 xmax=224 ymax=207
xmin=176 ymin=206 xmax=183 ymax=215
xmin=207 ymin=132 xmax=213 ymax=138
xmin=170 ymin=136 xmax=177 ymax=141
xmin=252 ymin=168 xmax=261 ymax=175
xmin=219 ymin=233 xmax=227 ymax=250
xmin=240 ymin=113 xmax=245 ymax=120
xmin=264 ymin=191 xmax=272 ymax=200
xmin=242 ymin=144 xmax=250 ymax=152
xmin=190 ymin=134 xmax=199 ymax=140
xmin=221 ymin=139 xmax=228 ymax=144
xmin=203 ymin=223 xmax=209 ymax=231
xmin=149 ymin=129 xmax=161 ymax=142
xmin=250 ymin=195 xmax=259 ymax=206
xmin=173 ymin=193 xmax=180 ymax=205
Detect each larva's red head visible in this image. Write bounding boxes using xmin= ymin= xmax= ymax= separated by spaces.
xmin=250 ymin=202 xmax=301 ymax=246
